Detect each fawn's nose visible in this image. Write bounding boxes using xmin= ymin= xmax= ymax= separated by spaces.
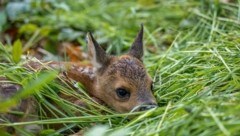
xmin=138 ymin=103 xmax=158 ymax=111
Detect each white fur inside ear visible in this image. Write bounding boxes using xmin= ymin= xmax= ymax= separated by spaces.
xmin=91 ymin=46 xmax=102 ymax=69
xmin=87 ymin=33 xmax=106 ymax=71
xmin=92 ymin=59 xmax=102 ymax=69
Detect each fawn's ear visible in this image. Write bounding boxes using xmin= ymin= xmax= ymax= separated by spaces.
xmin=87 ymin=32 xmax=109 ymax=69
xmin=128 ymin=24 xmax=144 ymax=61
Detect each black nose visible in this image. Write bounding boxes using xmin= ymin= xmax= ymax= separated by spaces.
xmin=138 ymin=103 xmax=158 ymax=111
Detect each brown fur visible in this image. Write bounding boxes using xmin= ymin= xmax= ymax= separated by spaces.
xmin=91 ymin=55 xmax=156 ymax=112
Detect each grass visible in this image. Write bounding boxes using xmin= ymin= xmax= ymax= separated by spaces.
xmin=0 ymin=0 xmax=240 ymax=136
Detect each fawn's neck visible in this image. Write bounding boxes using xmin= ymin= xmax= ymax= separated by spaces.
xmin=64 ymin=63 xmax=95 ymax=94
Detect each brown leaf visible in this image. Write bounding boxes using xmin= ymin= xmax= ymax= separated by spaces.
xmin=59 ymin=42 xmax=88 ymax=62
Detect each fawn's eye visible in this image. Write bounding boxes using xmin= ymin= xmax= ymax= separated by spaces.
xmin=116 ymin=88 xmax=130 ymax=100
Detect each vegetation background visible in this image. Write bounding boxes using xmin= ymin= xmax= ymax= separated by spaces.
xmin=0 ymin=0 xmax=240 ymax=135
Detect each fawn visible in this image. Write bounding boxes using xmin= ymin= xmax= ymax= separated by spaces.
xmin=0 ymin=25 xmax=157 ymax=134
xmin=62 ymin=25 xmax=158 ymax=112
xmin=28 ymin=25 xmax=157 ymax=113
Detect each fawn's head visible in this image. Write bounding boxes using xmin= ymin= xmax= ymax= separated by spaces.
xmin=87 ymin=25 xmax=157 ymax=113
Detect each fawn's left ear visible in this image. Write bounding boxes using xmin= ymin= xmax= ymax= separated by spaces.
xmin=128 ymin=24 xmax=144 ymax=61
xmin=87 ymin=32 xmax=109 ymax=70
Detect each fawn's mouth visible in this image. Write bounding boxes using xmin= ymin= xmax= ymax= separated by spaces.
xmin=130 ymin=103 xmax=158 ymax=112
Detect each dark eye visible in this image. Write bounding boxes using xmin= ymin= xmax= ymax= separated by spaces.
xmin=116 ymin=88 xmax=130 ymax=100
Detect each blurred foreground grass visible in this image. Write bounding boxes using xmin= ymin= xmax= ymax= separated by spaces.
xmin=0 ymin=0 xmax=240 ymax=136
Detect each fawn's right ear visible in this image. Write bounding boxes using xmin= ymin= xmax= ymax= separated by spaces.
xmin=87 ymin=32 xmax=109 ymax=70
xmin=128 ymin=24 xmax=144 ymax=61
